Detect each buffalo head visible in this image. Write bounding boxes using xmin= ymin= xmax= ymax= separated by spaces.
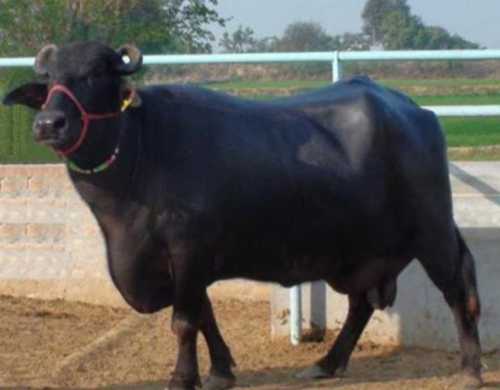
xmin=2 ymin=42 xmax=142 ymax=154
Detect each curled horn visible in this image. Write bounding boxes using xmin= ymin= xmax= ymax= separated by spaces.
xmin=115 ymin=44 xmax=143 ymax=75
xmin=35 ymin=44 xmax=58 ymax=76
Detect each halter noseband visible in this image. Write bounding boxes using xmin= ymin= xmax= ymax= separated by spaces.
xmin=42 ymin=84 xmax=131 ymax=156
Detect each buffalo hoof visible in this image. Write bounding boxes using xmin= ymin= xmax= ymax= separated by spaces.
xmin=166 ymin=384 xmax=197 ymax=390
xmin=295 ymin=364 xmax=333 ymax=380
xmin=202 ymin=374 xmax=236 ymax=390
xmin=167 ymin=376 xmax=201 ymax=390
xmin=166 ymin=386 xmax=195 ymax=390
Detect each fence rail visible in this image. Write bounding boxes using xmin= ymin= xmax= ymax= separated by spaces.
xmin=2 ymin=49 xmax=500 ymax=117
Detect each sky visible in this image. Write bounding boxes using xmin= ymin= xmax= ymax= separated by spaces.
xmin=211 ymin=0 xmax=500 ymax=50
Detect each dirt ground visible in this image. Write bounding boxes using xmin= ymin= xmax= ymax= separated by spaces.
xmin=0 ymin=295 xmax=499 ymax=390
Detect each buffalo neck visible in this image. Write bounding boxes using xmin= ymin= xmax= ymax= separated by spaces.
xmin=67 ymin=109 xmax=145 ymax=208
xmin=64 ymin=116 xmax=122 ymax=171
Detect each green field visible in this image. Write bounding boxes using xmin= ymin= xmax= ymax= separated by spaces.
xmin=1 ymin=78 xmax=500 ymax=163
xmin=414 ymin=95 xmax=500 ymax=105
xmin=206 ymin=78 xmax=500 ymax=91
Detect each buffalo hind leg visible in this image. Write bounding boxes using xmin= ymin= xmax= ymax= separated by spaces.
xmin=418 ymin=226 xmax=482 ymax=388
xmin=298 ymin=293 xmax=374 ymax=379
xmin=200 ymin=293 xmax=236 ymax=390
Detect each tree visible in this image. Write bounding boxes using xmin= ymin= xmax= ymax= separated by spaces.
xmin=363 ymin=0 xmax=479 ymax=50
xmin=423 ymin=27 xmax=479 ymax=49
xmin=380 ymin=11 xmax=422 ymax=50
xmin=362 ymin=0 xmax=410 ymax=46
xmin=380 ymin=12 xmax=479 ymax=50
xmin=220 ymin=25 xmax=257 ymax=53
xmin=161 ymin=0 xmax=227 ymax=53
xmin=0 ymin=0 xmax=226 ymax=55
xmin=252 ymin=36 xmax=280 ymax=52
xmin=275 ymin=21 xmax=336 ymax=52
xmin=334 ymin=33 xmax=371 ymax=51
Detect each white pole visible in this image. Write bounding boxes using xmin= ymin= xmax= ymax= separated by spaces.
xmin=332 ymin=51 xmax=343 ymax=82
xmin=290 ymin=285 xmax=302 ymax=345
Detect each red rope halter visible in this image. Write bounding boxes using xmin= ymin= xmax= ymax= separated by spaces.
xmin=42 ymin=84 xmax=122 ymax=156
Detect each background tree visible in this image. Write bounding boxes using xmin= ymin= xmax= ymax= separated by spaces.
xmin=251 ymin=36 xmax=280 ymax=52
xmin=362 ymin=0 xmax=410 ymax=46
xmin=421 ymin=27 xmax=479 ymax=50
xmin=275 ymin=21 xmax=336 ymax=52
xmin=220 ymin=25 xmax=257 ymax=53
xmin=220 ymin=22 xmax=371 ymax=54
xmin=334 ymin=32 xmax=371 ymax=51
xmin=362 ymin=0 xmax=479 ymax=49
xmin=0 ymin=0 xmax=226 ymax=55
xmin=379 ymin=11 xmax=422 ymax=50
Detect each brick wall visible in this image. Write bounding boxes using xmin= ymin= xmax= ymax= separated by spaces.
xmin=0 ymin=164 xmax=122 ymax=304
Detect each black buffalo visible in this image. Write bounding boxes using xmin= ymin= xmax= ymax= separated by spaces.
xmin=3 ymin=42 xmax=482 ymax=389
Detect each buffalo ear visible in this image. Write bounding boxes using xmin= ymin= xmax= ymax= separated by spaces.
xmin=2 ymin=82 xmax=48 ymax=109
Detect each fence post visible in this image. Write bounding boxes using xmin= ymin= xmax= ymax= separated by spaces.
xmin=332 ymin=51 xmax=343 ymax=82
xmin=290 ymin=285 xmax=302 ymax=345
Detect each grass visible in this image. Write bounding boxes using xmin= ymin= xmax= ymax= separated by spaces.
xmin=224 ymin=93 xmax=500 ymax=106
xmin=441 ymin=117 xmax=500 ymax=147
xmin=204 ymin=79 xmax=329 ymax=90
xmin=207 ymin=79 xmax=500 ymax=103
xmin=206 ymin=78 xmax=500 ymax=91
xmin=414 ymin=95 xmax=500 ymax=106
xmin=382 ymin=78 xmax=500 ymax=87
xmin=0 ymin=147 xmax=58 ymax=164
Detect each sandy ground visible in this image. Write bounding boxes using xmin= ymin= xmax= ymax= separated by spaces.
xmin=0 ymin=295 xmax=499 ymax=390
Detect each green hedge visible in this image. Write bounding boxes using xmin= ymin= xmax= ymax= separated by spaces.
xmin=0 ymin=69 xmax=58 ymax=163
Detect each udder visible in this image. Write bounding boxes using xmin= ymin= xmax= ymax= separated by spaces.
xmin=328 ymin=257 xmax=411 ymax=299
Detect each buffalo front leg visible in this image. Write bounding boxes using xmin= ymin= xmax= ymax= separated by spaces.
xmin=297 ymin=293 xmax=374 ymax=379
xmin=167 ymin=238 xmax=212 ymax=390
xmin=168 ymin=287 xmax=204 ymax=389
xmin=170 ymin=292 xmax=236 ymax=390
xmin=169 ymin=313 xmax=201 ymax=390
xmin=170 ymin=290 xmax=239 ymax=390
xmin=200 ymin=293 xmax=236 ymax=390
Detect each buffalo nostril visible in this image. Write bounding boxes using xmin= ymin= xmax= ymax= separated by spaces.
xmin=35 ymin=118 xmax=51 ymax=132
xmin=33 ymin=112 xmax=67 ymax=144
xmin=53 ymin=116 xmax=67 ymax=130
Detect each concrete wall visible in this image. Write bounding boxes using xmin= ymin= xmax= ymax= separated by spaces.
xmin=271 ymin=162 xmax=500 ymax=352
xmin=0 ymin=164 xmax=269 ymax=305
